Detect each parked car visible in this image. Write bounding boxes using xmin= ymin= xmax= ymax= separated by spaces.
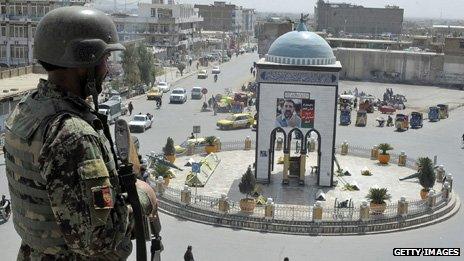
xmin=174 ymin=137 xmax=207 ymax=154
xmin=216 ymin=113 xmax=254 ymax=130
xmin=212 ymin=66 xmax=221 ymax=74
xmin=157 ymin=81 xmax=170 ymax=92
xmin=129 ymin=114 xmax=153 ymax=133
xmin=197 ymin=70 xmax=208 ymax=79
xmin=170 ymin=88 xmax=187 ymax=103
xmin=147 ymin=87 xmax=163 ymax=100
xmin=191 ymin=87 xmax=203 ymax=99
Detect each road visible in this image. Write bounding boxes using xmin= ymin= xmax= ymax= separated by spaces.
xmin=1 ymin=53 xmax=462 ymax=260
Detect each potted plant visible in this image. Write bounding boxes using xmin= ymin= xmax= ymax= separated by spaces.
xmin=163 ymin=137 xmax=176 ymax=163
xmin=377 ymin=143 xmax=393 ymax=164
xmin=238 ymin=166 xmax=256 ymax=213
xmin=204 ymin=136 xmax=217 ymax=154
xmin=417 ymin=157 xmax=436 ymax=199
xmin=366 ymin=187 xmax=391 ymax=214
xmin=154 ymin=164 xmax=175 ymax=186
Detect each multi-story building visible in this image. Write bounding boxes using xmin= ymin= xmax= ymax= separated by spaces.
xmin=242 ymin=8 xmax=255 ymax=36
xmin=111 ymin=0 xmax=203 ymax=61
xmin=194 ymin=1 xmax=243 ymax=34
xmin=256 ymin=20 xmax=293 ymax=58
xmin=0 ymin=0 xmax=90 ymax=68
xmin=315 ymin=0 xmax=403 ymax=35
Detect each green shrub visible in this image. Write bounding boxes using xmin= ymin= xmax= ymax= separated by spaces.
xmin=163 ymin=137 xmax=175 ymax=155
xmin=239 ymin=166 xmax=256 ymax=198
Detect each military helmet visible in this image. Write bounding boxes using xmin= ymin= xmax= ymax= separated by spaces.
xmin=34 ymin=6 xmax=125 ymax=68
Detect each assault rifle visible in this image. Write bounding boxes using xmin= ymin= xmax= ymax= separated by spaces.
xmin=114 ymin=119 xmax=162 ymax=261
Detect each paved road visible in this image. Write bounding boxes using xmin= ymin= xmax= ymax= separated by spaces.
xmin=1 ymin=53 xmax=462 ymax=260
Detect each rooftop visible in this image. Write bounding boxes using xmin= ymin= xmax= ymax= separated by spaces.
xmin=0 ymin=73 xmax=45 ymax=101
xmin=265 ymin=20 xmax=336 ymax=66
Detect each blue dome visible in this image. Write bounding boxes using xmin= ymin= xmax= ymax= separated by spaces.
xmin=266 ymin=23 xmax=336 ymax=66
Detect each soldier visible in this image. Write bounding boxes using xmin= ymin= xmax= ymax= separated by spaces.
xmin=4 ymin=6 xmax=158 ymax=260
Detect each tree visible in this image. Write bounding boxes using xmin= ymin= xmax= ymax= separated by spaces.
xmin=136 ymin=43 xmax=156 ymax=86
xmin=238 ymin=166 xmax=256 ymax=198
xmin=176 ymin=63 xmax=186 ymax=76
xmin=417 ymin=157 xmax=435 ymax=191
xmin=121 ymin=44 xmax=141 ymax=87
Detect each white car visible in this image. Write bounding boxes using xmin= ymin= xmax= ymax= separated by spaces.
xmin=170 ymin=88 xmax=187 ymax=103
xmin=197 ymin=70 xmax=208 ymax=79
xmin=157 ymin=81 xmax=170 ymax=93
xmin=212 ymin=66 xmax=220 ymax=74
xmin=129 ymin=114 xmax=153 ymax=133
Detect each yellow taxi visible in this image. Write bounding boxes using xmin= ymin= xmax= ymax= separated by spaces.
xmin=147 ymin=87 xmax=163 ymax=100
xmin=216 ymin=113 xmax=253 ymax=130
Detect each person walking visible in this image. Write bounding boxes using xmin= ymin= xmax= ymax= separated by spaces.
xmin=128 ymin=101 xmax=134 ymax=115
xmin=184 ymin=245 xmax=194 ymax=261
xmin=3 ymin=6 xmax=158 ymax=260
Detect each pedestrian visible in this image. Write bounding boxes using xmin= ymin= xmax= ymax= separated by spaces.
xmin=250 ymin=66 xmax=254 ymax=74
xmin=284 ymin=258 xmax=289 ymax=261
xmin=184 ymin=245 xmax=194 ymax=261
xmin=128 ymin=101 xmax=134 ymax=115
xmin=208 ymin=97 xmax=213 ymax=108
xmin=140 ymin=165 xmax=149 ymax=182
xmin=189 ymin=132 xmax=195 ymax=139
xmin=252 ymin=69 xmax=256 ymax=77
xmin=196 ymin=61 xmax=199 ymax=70
xmin=3 ymin=6 xmax=159 ymax=259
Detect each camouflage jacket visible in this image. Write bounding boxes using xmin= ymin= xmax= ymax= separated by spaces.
xmin=5 ymin=79 xmax=151 ymax=260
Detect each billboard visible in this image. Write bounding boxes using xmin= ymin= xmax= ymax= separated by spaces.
xmin=275 ymin=92 xmax=315 ymax=129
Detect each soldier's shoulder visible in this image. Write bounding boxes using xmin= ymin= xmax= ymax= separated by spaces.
xmin=48 ymin=114 xmax=99 ymax=142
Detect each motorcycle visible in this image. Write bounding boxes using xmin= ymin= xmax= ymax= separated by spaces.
xmin=155 ymin=97 xmax=162 ymax=109
xmin=0 ymin=196 xmax=11 ymax=222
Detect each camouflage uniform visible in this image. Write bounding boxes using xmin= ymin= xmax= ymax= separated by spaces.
xmin=4 ymin=79 xmax=151 ymax=260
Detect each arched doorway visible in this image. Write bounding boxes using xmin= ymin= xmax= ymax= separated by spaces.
xmin=303 ymin=129 xmax=322 ymax=180
xmin=268 ymin=127 xmax=287 ymax=181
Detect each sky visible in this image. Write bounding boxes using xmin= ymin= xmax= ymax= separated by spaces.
xmin=173 ymin=0 xmax=464 ymax=19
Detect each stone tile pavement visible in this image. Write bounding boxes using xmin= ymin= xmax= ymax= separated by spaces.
xmin=166 ymin=150 xmax=442 ymax=208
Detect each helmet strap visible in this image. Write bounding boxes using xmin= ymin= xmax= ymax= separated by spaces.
xmin=84 ymin=67 xmax=100 ymax=110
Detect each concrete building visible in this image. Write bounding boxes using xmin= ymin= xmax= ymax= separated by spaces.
xmin=0 ymin=0 xmax=90 ymax=68
xmin=256 ymin=20 xmax=292 ymax=58
xmin=194 ymin=1 xmax=244 ymax=34
xmin=111 ymin=0 xmax=203 ymax=61
xmin=242 ymin=8 xmax=255 ymax=36
xmin=327 ymin=38 xmax=411 ymax=50
xmin=315 ymin=0 xmax=403 ymax=35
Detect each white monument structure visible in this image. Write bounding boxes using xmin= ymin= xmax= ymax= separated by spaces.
xmin=255 ymin=17 xmax=341 ymax=187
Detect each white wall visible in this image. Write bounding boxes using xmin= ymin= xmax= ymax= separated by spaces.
xmin=257 ymin=83 xmax=337 ymax=186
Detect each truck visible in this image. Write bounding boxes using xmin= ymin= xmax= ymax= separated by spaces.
xmin=98 ymin=99 xmax=123 ymax=124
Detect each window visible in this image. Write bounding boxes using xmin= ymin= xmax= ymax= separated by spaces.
xmin=459 ymin=41 xmax=464 ymax=49
xmin=0 ymin=45 xmax=6 ymax=58
xmin=0 ymin=3 xmax=6 ymax=14
xmin=0 ymin=25 xmax=5 ymax=37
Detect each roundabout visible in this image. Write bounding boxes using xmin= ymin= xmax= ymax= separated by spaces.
xmin=153 ymin=141 xmax=460 ymax=235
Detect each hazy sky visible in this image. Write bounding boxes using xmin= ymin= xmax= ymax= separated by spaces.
xmin=175 ymin=0 xmax=464 ymax=19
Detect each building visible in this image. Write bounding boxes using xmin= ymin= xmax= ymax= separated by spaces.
xmin=242 ymin=8 xmax=255 ymax=36
xmin=327 ymin=37 xmax=411 ymax=50
xmin=0 ymin=0 xmax=90 ymax=68
xmin=111 ymin=0 xmax=203 ymax=61
xmin=194 ymin=1 xmax=244 ymax=33
xmin=256 ymin=20 xmax=293 ymax=58
xmin=315 ymin=0 xmax=403 ymax=35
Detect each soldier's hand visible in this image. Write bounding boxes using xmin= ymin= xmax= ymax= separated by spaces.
xmin=135 ymin=179 xmax=158 ymax=216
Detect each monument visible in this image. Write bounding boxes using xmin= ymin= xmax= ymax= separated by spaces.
xmin=255 ymin=15 xmax=342 ymax=187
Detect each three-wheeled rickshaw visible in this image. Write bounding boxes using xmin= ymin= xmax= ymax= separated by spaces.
xmin=428 ymin=106 xmax=440 ymax=122
xmin=410 ymin=112 xmax=423 ymax=129
xmin=355 ymin=110 xmax=367 ymax=127
xmin=437 ymin=104 xmax=449 ymax=119
xmin=395 ymin=113 xmax=409 ymax=131
xmin=340 ymin=109 xmax=351 ymax=125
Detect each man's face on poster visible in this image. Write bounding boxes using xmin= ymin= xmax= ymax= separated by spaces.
xmin=283 ymin=101 xmax=295 ymax=119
